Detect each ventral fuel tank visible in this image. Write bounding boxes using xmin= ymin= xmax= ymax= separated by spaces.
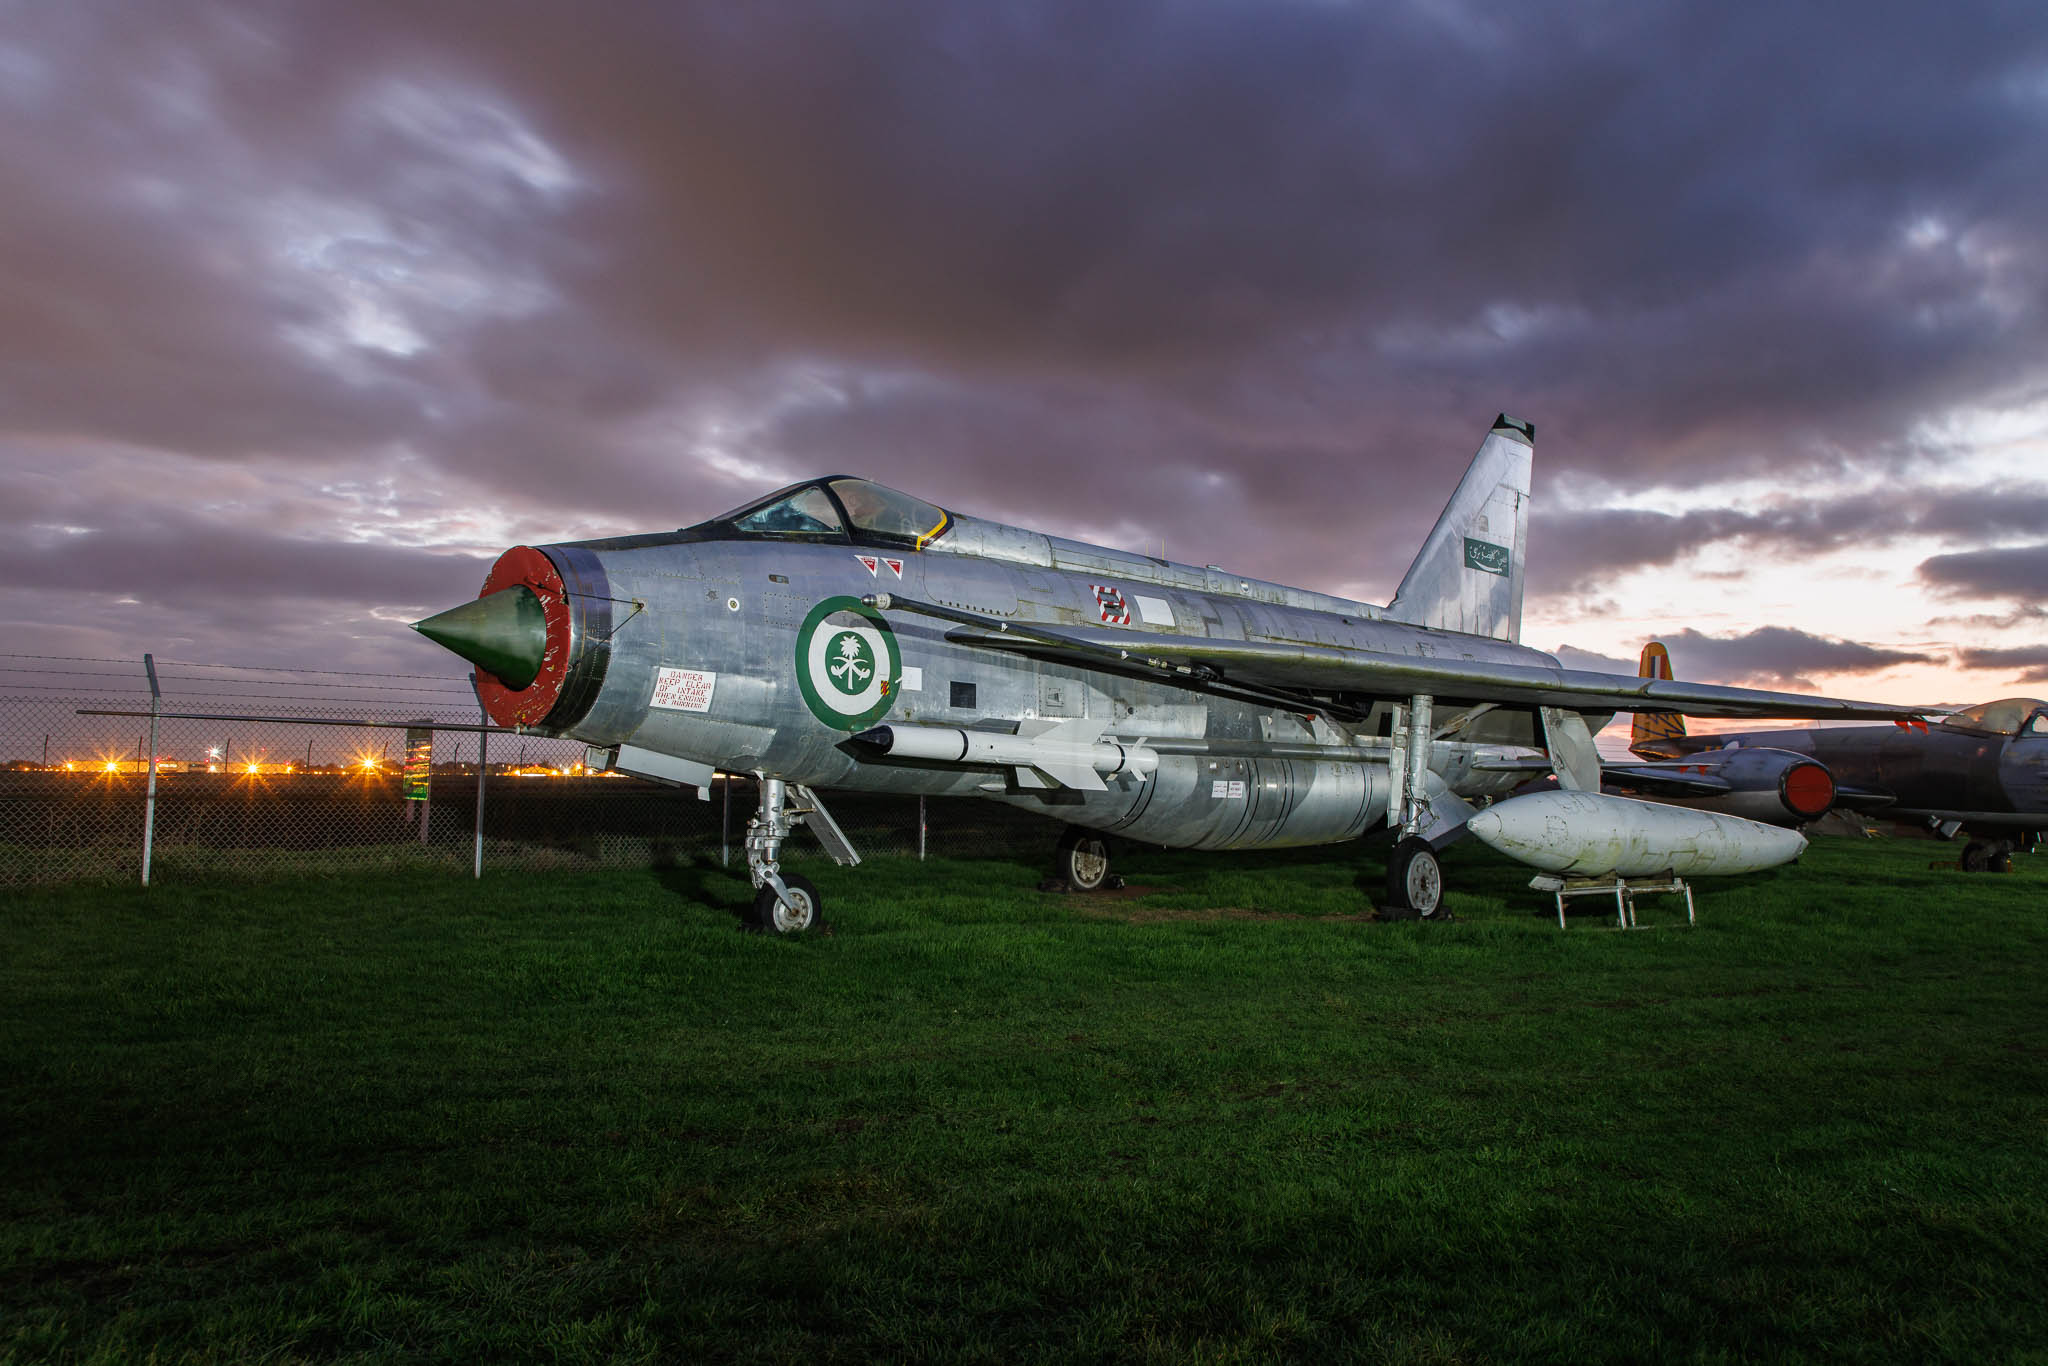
xmin=1465 ymin=790 xmax=1807 ymax=878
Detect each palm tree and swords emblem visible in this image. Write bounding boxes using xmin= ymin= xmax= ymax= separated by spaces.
xmin=826 ymin=630 xmax=874 ymax=694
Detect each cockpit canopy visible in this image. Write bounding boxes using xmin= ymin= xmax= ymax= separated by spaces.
xmin=697 ymin=477 xmax=951 ymax=550
xmin=1937 ymin=698 xmax=2048 ymax=737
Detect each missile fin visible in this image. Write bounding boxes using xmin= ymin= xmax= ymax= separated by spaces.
xmin=1028 ymin=761 xmax=1109 ymax=792
xmin=1017 ymin=717 xmax=1105 ymax=744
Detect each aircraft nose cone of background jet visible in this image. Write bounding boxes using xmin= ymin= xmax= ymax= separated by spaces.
xmin=413 ymin=586 xmax=548 ymax=690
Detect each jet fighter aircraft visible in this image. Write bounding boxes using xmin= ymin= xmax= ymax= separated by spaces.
xmin=1622 ymin=642 xmax=2048 ymax=871
xmin=413 ymin=415 xmax=1925 ymax=929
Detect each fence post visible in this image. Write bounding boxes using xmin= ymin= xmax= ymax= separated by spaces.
xmin=472 ymin=679 xmax=489 ymax=879
xmin=918 ymin=794 xmax=927 ymax=861
xmin=141 ymin=654 xmax=161 ymax=887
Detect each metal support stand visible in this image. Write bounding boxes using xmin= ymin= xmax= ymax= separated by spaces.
xmin=1542 ymin=875 xmax=1695 ymax=929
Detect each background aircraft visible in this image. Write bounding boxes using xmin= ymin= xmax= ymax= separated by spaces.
xmin=413 ymin=416 xmax=1923 ymax=929
xmin=1622 ymin=642 xmax=2047 ymax=870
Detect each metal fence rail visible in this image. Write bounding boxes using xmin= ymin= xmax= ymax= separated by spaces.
xmin=0 ymin=655 xmax=1061 ymax=886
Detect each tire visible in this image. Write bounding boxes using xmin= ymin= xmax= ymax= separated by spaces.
xmin=750 ymin=872 xmax=823 ymax=933
xmin=1386 ymin=837 xmax=1444 ymax=916
xmin=1055 ymin=827 xmax=1112 ymax=892
xmin=1959 ymin=841 xmax=1989 ymax=873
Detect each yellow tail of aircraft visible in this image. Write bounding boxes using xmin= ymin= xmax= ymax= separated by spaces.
xmin=1630 ymin=641 xmax=1688 ymax=758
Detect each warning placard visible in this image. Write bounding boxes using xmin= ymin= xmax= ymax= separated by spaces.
xmin=651 ymin=667 xmax=717 ymax=713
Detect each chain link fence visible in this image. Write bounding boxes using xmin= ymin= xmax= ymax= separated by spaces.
xmin=0 ymin=655 xmax=1063 ymax=887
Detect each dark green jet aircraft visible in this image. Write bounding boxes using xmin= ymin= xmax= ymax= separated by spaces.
xmin=1623 ymin=641 xmax=2047 ymax=872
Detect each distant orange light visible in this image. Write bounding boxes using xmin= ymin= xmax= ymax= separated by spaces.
xmin=246 ymin=763 xmax=259 ymax=775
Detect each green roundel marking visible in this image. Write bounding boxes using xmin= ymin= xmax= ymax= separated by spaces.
xmin=795 ymin=596 xmax=901 ymax=730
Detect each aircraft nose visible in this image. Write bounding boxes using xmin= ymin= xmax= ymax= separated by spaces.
xmin=414 ymin=585 xmax=548 ymax=689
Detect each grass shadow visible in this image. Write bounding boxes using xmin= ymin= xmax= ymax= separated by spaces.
xmin=651 ymin=855 xmax=756 ymax=927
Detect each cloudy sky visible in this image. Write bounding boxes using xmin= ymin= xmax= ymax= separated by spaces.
xmin=3 ymin=0 xmax=2044 ymax=713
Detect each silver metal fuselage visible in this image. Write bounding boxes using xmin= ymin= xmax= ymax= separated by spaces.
xmin=539 ymin=530 xmax=1544 ymax=850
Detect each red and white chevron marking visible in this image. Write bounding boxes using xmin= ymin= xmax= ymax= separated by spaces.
xmin=1092 ymin=584 xmax=1130 ymax=625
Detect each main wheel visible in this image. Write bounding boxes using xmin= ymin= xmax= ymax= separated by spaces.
xmin=750 ymin=872 xmax=824 ymax=934
xmin=1989 ymin=842 xmax=2014 ymax=874
xmin=1055 ymin=827 xmax=1112 ymax=892
xmin=1959 ymin=840 xmax=1989 ymax=872
xmin=1386 ymin=837 xmax=1444 ymax=916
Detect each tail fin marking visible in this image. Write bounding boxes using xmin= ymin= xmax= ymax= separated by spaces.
xmin=1630 ymin=641 xmax=1689 ymax=757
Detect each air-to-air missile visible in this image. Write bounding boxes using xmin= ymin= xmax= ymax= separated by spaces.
xmin=852 ymin=720 xmax=1158 ymax=792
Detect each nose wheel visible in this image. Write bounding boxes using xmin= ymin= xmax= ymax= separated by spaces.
xmin=751 ymin=871 xmax=822 ymax=933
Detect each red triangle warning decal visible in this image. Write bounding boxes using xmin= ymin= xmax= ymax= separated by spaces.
xmin=883 ymin=558 xmax=903 ymax=577
xmin=856 ymin=555 xmax=879 ymax=575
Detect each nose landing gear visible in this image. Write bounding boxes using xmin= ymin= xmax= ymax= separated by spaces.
xmin=744 ymin=777 xmax=859 ymax=933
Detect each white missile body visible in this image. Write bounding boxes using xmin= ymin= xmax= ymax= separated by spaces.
xmin=1464 ymin=789 xmax=1807 ymax=878
xmin=854 ymin=720 xmax=1158 ymax=792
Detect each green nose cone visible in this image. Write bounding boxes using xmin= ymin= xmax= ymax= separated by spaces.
xmin=414 ymin=586 xmax=547 ymax=689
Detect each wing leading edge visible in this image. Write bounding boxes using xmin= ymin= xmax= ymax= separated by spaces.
xmin=870 ymin=595 xmax=1924 ymax=724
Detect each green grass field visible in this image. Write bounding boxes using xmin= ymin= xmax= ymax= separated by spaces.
xmin=4 ymin=836 xmax=2044 ymax=1364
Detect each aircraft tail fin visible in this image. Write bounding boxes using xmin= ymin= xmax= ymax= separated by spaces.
xmin=1630 ymin=641 xmax=1689 ymax=757
xmin=1386 ymin=414 xmax=1532 ymax=642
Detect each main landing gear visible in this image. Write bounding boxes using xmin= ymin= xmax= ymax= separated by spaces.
xmin=744 ymin=777 xmax=860 ymax=933
xmin=1382 ymin=693 xmax=1454 ymax=919
xmin=1052 ymin=826 xmax=1119 ymax=892
xmin=1960 ymin=838 xmax=2017 ymax=874
xmin=1385 ymin=837 xmax=1444 ymax=918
